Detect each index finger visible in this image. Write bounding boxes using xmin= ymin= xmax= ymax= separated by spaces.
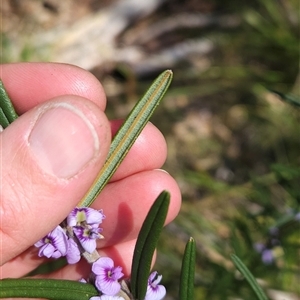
xmin=0 ymin=62 xmax=107 ymax=114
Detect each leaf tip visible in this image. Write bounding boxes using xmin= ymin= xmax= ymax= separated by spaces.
xmin=189 ymin=237 xmax=195 ymax=243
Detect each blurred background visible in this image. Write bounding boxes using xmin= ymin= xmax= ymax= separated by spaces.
xmin=1 ymin=0 xmax=299 ymax=299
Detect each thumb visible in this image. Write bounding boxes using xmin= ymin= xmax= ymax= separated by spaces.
xmin=0 ymin=95 xmax=111 ymax=264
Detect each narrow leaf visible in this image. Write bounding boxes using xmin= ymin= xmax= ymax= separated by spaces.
xmin=231 ymin=254 xmax=269 ymax=300
xmin=0 ymin=108 xmax=9 ymax=129
xmin=79 ymin=70 xmax=173 ymax=207
xmin=0 ymin=80 xmax=18 ymax=126
xmin=0 ymin=278 xmax=98 ymax=300
xmin=179 ymin=237 xmax=196 ymax=300
xmin=131 ymin=191 xmax=170 ymax=299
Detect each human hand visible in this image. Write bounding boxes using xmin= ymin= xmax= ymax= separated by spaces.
xmin=0 ymin=63 xmax=181 ymax=280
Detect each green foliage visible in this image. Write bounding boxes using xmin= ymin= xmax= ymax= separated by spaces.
xmin=150 ymin=0 xmax=299 ymax=299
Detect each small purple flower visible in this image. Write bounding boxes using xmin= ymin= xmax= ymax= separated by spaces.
xmin=73 ymin=224 xmax=104 ymax=253
xmin=92 ymin=257 xmax=124 ymax=296
xmin=254 ymin=243 xmax=274 ymax=265
xmin=90 ymin=296 xmax=125 ymax=300
xmin=66 ymin=238 xmax=81 ymax=264
xmin=34 ymin=226 xmax=68 ymax=259
xmin=145 ymin=271 xmax=166 ymax=300
xmin=67 ymin=207 xmax=105 ymax=227
xmin=261 ymin=249 xmax=274 ymax=265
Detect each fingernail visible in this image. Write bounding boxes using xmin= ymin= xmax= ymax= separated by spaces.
xmin=155 ymin=169 xmax=170 ymax=175
xmin=28 ymin=103 xmax=99 ymax=178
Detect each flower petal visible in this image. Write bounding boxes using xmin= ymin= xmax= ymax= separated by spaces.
xmin=80 ymin=237 xmax=97 ymax=253
xmin=99 ymin=296 xmax=125 ymax=300
xmin=85 ymin=208 xmax=105 ymax=225
xmin=66 ymin=238 xmax=81 ymax=264
xmin=145 ymin=284 xmax=166 ymax=300
xmin=51 ymin=226 xmax=68 ymax=255
xmin=92 ymin=257 xmax=114 ymax=275
xmin=38 ymin=243 xmax=55 ymax=258
xmin=95 ymin=275 xmax=121 ymax=296
xmin=145 ymin=272 xmax=166 ymax=300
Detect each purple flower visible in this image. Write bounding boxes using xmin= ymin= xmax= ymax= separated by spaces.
xmin=90 ymin=296 xmax=125 ymax=300
xmin=67 ymin=207 xmax=105 ymax=227
xmin=254 ymin=243 xmax=274 ymax=265
xmin=73 ymin=224 xmax=104 ymax=253
xmin=34 ymin=226 xmax=68 ymax=259
xmin=92 ymin=257 xmax=124 ymax=296
xmin=66 ymin=238 xmax=81 ymax=264
xmin=261 ymin=249 xmax=274 ymax=265
xmin=145 ymin=271 xmax=166 ymax=300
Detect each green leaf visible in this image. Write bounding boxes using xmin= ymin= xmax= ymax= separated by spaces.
xmin=0 ymin=80 xmax=18 ymax=127
xmin=130 ymin=191 xmax=170 ymax=299
xmin=0 ymin=108 xmax=10 ymax=128
xmin=179 ymin=237 xmax=196 ymax=300
xmin=0 ymin=278 xmax=98 ymax=300
xmin=231 ymin=254 xmax=269 ymax=300
xmin=79 ymin=70 xmax=173 ymax=207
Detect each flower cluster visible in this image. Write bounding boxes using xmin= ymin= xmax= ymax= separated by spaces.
xmin=34 ymin=206 xmax=167 ymax=299
xmin=35 ymin=207 xmax=105 ymax=264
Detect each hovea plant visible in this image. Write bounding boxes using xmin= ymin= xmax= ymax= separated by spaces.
xmin=0 ymin=70 xmax=269 ymax=299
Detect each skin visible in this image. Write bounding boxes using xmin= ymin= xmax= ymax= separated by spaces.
xmin=0 ymin=63 xmax=181 ymax=281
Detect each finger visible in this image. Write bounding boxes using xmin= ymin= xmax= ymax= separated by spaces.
xmin=0 ymin=62 xmax=107 ymax=113
xmin=1 ymin=63 xmax=168 ymax=181
xmin=0 ymin=247 xmax=40 ymax=279
xmin=110 ymin=120 xmax=167 ymax=181
xmin=1 ymin=63 xmax=168 ymax=182
xmin=0 ymin=95 xmax=111 ymax=265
